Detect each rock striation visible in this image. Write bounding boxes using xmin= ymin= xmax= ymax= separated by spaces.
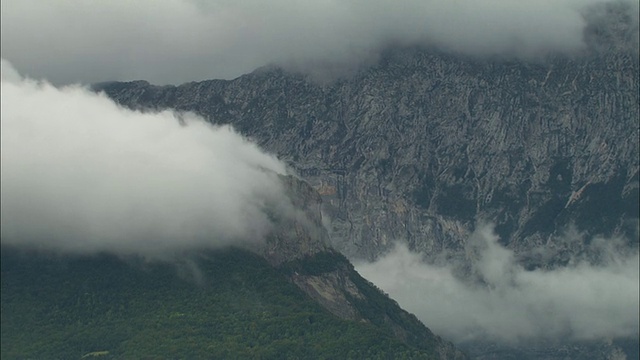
xmin=258 ymin=175 xmax=330 ymax=266
xmin=97 ymin=45 xmax=639 ymax=264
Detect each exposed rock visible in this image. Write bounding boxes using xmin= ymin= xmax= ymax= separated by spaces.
xmin=290 ymin=269 xmax=361 ymax=320
xmin=97 ymin=46 xmax=639 ymax=264
xmin=258 ymin=175 xmax=329 ymax=266
xmin=279 ymin=248 xmax=468 ymax=360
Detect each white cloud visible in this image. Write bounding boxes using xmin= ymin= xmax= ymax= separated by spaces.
xmin=1 ymin=59 xmax=289 ymax=257
xmin=1 ymin=0 xmax=637 ymax=85
xmin=355 ymin=223 xmax=640 ymax=344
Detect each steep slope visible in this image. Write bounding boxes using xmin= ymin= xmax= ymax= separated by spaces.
xmin=265 ymin=175 xmax=465 ymax=359
xmin=0 ymin=249 xmax=465 ymax=359
xmin=97 ymin=46 xmax=639 ymax=262
xmin=0 ymin=247 xmax=449 ymax=359
xmin=1 ymin=176 xmax=466 ymax=359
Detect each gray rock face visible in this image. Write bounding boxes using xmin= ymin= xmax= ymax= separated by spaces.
xmin=259 ymin=175 xmax=329 ymax=266
xmin=97 ymin=47 xmax=639 ymax=264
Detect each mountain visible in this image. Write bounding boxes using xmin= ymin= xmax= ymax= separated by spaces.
xmin=94 ymin=34 xmax=639 ymax=358
xmin=96 ymin=46 xmax=639 ymax=264
xmin=1 ymin=176 xmax=466 ymax=359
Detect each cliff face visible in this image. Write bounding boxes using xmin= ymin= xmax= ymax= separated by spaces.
xmin=258 ymin=175 xmax=329 ymax=266
xmin=98 ymin=47 xmax=639 ymax=263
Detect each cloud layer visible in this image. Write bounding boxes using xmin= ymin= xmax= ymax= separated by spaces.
xmin=1 ymin=59 xmax=288 ymax=257
xmin=1 ymin=0 xmax=637 ymax=85
xmin=356 ymin=224 xmax=639 ymax=344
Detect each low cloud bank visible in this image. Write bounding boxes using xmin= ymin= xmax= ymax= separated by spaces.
xmin=1 ymin=59 xmax=289 ymax=257
xmin=1 ymin=0 xmax=637 ymax=85
xmin=356 ymin=223 xmax=639 ymax=344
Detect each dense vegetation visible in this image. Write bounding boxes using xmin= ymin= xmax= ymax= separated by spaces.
xmin=1 ymin=247 xmax=438 ymax=359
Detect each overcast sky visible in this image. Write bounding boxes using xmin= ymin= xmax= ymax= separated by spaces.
xmin=1 ymin=59 xmax=290 ymax=258
xmin=1 ymin=0 xmax=637 ymax=85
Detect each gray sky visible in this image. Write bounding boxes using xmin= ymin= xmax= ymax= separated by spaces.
xmin=1 ymin=0 xmax=637 ymax=85
xmin=1 ymin=59 xmax=289 ymax=258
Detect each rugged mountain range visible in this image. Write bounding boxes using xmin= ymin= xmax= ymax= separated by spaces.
xmin=94 ymin=14 xmax=638 ymax=358
xmin=97 ymin=45 xmax=639 ymax=265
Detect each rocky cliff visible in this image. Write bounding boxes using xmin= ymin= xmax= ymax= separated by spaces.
xmin=97 ymin=45 xmax=639 ymax=264
xmin=258 ymin=175 xmax=330 ymax=266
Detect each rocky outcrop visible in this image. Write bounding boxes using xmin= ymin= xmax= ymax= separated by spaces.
xmin=289 ymin=269 xmax=362 ymax=320
xmin=279 ymin=248 xmax=468 ymax=360
xmin=258 ymin=175 xmax=329 ymax=266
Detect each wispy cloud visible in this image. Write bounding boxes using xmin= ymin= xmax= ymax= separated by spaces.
xmin=1 ymin=59 xmax=288 ymax=257
xmin=356 ymin=223 xmax=639 ymax=344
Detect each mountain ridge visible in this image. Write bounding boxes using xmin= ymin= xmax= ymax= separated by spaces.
xmin=96 ymin=46 xmax=639 ymax=263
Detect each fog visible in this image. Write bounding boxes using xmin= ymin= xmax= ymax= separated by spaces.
xmin=356 ymin=223 xmax=640 ymax=344
xmin=1 ymin=0 xmax=637 ymax=85
xmin=1 ymin=59 xmax=289 ymax=257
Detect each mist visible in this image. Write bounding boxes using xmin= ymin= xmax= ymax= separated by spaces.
xmin=1 ymin=59 xmax=289 ymax=258
xmin=355 ymin=223 xmax=640 ymax=344
xmin=1 ymin=0 xmax=637 ymax=85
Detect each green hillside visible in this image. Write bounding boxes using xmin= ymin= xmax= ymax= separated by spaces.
xmin=1 ymin=247 xmax=440 ymax=359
